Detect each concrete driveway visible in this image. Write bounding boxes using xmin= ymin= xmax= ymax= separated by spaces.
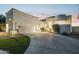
xmin=25 ymin=33 xmax=79 ymax=54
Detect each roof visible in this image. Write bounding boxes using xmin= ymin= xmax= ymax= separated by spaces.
xmin=6 ymin=8 xmax=38 ymax=18
xmin=40 ymin=19 xmax=46 ymax=21
xmin=46 ymin=16 xmax=55 ymax=19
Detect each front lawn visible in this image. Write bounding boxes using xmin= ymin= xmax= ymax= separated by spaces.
xmin=0 ymin=35 xmax=30 ymax=54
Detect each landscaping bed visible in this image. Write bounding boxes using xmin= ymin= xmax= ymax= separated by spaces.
xmin=0 ymin=34 xmax=30 ymax=54
xmin=67 ymin=33 xmax=79 ymax=40
xmin=60 ymin=33 xmax=79 ymax=40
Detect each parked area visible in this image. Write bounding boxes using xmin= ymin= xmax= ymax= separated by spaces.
xmin=63 ymin=33 xmax=79 ymax=40
xmin=25 ymin=33 xmax=79 ymax=54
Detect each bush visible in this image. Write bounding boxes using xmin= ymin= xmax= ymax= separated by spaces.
xmin=52 ymin=24 xmax=60 ymax=33
xmin=40 ymin=27 xmax=46 ymax=32
xmin=0 ymin=24 xmax=5 ymax=32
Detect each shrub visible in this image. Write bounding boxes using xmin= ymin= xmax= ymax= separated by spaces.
xmin=52 ymin=24 xmax=60 ymax=33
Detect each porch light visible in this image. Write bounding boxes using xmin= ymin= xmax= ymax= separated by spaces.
xmin=32 ymin=26 xmax=36 ymax=32
xmin=48 ymin=21 xmax=52 ymax=28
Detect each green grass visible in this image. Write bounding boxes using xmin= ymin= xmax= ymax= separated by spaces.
xmin=0 ymin=35 xmax=30 ymax=54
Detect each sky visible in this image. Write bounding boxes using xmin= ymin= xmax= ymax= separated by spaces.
xmin=0 ymin=4 xmax=79 ymax=18
xmin=0 ymin=4 xmax=79 ymax=26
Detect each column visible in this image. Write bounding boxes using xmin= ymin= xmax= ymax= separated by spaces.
xmin=6 ymin=24 xmax=9 ymax=33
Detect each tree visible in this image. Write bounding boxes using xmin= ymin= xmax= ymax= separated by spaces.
xmin=0 ymin=14 xmax=6 ymax=31
xmin=52 ymin=24 xmax=60 ymax=33
xmin=0 ymin=14 xmax=6 ymax=24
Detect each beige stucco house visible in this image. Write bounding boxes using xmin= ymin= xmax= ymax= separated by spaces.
xmin=40 ymin=16 xmax=55 ymax=32
xmin=6 ymin=8 xmax=72 ymax=34
xmin=6 ymin=8 xmax=42 ymax=34
xmin=55 ymin=14 xmax=72 ymax=33
xmin=40 ymin=14 xmax=72 ymax=33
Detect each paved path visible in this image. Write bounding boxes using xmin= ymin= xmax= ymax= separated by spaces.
xmin=25 ymin=33 xmax=79 ymax=54
xmin=0 ymin=50 xmax=8 ymax=54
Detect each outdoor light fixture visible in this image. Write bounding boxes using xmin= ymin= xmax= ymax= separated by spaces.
xmin=48 ymin=21 xmax=52 ymax=28
xmin=9 ymin=19 xmax=11 ymax=21
xmin=36 ymin=25 xmax=39 ymax=32
xmin=32 ymin=26 xmax=36 ymax=32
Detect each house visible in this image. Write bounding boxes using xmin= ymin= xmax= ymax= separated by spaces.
xmin=41 ymin=14 xmax=72 ymax=34
xmin=55 ymin=14 xmax=72 ymax=33
xmin=40 ymin=16 xmax=55 ymax=32
xmin=45 ymin=16 xmax=55 ymax=32
xmin=6 ymin=8 xmax=72 ymax=34
xmin=6 ymin=8 xmax=42 ymax=34
xmin=72 ymin=13 xmax=79 ymax=34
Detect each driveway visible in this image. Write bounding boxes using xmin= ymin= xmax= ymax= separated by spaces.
xmin=25 ymin=32 xmax=79 ymax=54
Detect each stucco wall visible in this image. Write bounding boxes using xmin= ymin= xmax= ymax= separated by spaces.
xmin=72 ymin=26 xmax=79 ymax=33
xmin=6 ymin=8 xmax=42 ymax=34
xmin=45 ymin=17 xmax=55 ymax=32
